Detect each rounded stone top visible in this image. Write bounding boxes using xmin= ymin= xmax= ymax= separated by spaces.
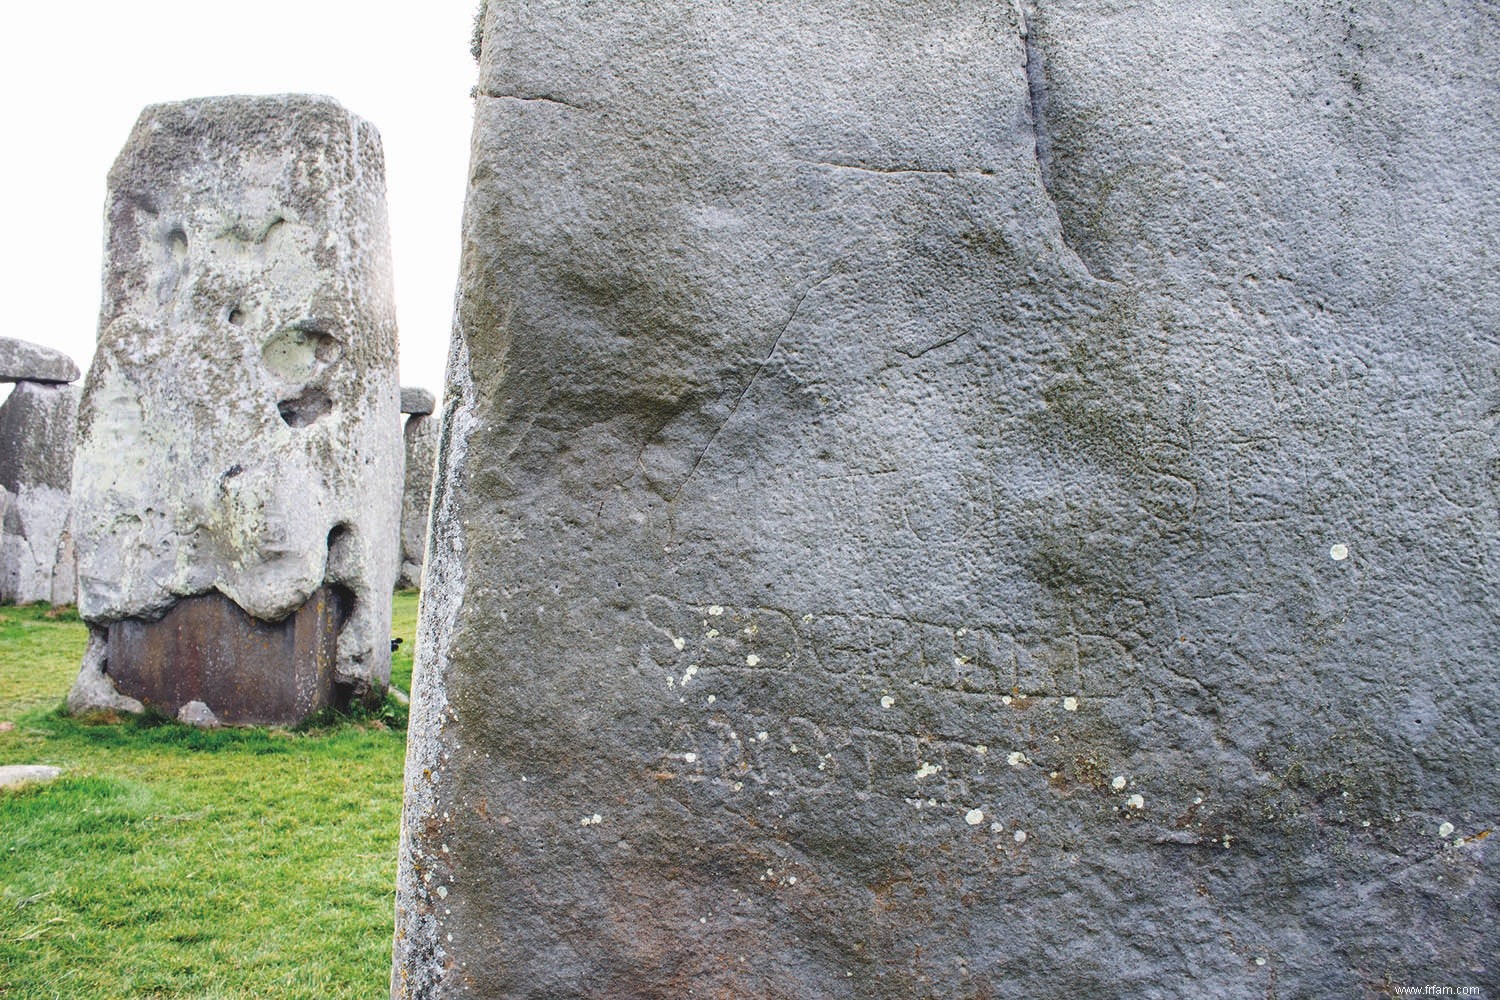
xmin=0 ymin=337 xmax=81 ymax=384
xmin=401 ymin=387 xmax=436 ymax=416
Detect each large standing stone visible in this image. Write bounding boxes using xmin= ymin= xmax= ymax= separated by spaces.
xmin=0 ymin=379 xmax=79 ymax=605
xmin=69 ymin=95 xmax=402 ymax=724
xmin=398 ymin=389 xmax=439 ymax=590
xmin=394 ymin=5 xmax=1497 ymax=997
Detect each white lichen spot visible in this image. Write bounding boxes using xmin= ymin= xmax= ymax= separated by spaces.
xmin=915 ymin=762 xmax=942 ymax=780
xmin=745 ymin=653 xmax=761 ymax=667
xmin=1127 ymin=793 xmax=1145 ymax=810
xmin=965 ymin=808 xmax=985 ymax=826
xmin=1254 ymin=957 xmax=1267 ymax=967
xmin=953 ymin=656 xmax=968 ymax=667
xmin=707 ymin=694 xmax=716 ymax=704
xmin=1329 ymin=543 xmax=1349 ymax=561
xmin=787 ymin=876 xmax=797 ymax=885
xmin=733 ymin=782 xmax=743 ymax=792
xmin=880 ymin=695 xmax=895 ymax=709
xmin=681 ymin=664 xmax=699 ymax=685
xmin=708 ymin=605 xmax=724 ymax=616
xmin=436 ymin=885 xmax=449 ymax=899
xmin=1112 ymin=776 xmax=1128 ymax=791
xmin=684 ymin=752 xmax=698 ymax=764
xmin=1007 ymin=752 xmax=1027 ymax=768
xmin=1438 ymin=821 xmax=1455 ymax=838
xmin=1063 ymin=696 xmax=1079 ymax=712
xmin=756 ymin=732 xmax=769 ymax=742
xmin=1001 ymin=695 xmax=1013 ymax=705
xmin=673 ymin=636 xmax=685 ymax=651
xmin=706 ymin=628 xmax=720 ymax=638
xmin=990 ymin=821 xmax=1004 ymax=833
xmin=1013 ymin=830 xmax=1027 ymax=844
xmin=975 ymin=745 xmax=988 ymax=755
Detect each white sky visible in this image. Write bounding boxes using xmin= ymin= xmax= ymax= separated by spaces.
xmin=0 ymin=0 xmax=479 ymax=401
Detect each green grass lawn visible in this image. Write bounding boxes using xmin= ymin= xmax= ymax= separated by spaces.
xmin=0 ymin=591 xmax=421 ymax=999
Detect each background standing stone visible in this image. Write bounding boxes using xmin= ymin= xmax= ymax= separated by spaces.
xmin=398 ymin=387 xmax=438 ymax=589
xmin=395 ymin=3 xmax=1497 ymax=996
xmin=0 ymin=337 xmax=82 ymax=606
xmin=69 ymin=95 xmax=402 ymax=724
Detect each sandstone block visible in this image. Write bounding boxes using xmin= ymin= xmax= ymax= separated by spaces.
xmin=0 ymin=337 xmax=81 ymax=384
xmin=400 ymin=386 xmax=436 ymax=416
xmin=394 ymin=4 xmax=1497 ymax=997
xmin=0 ymin=381 xmax=79 ymax=605
xmin=398 ymin=411 xmax=438 ymax=589
xmin=69 ymin=95 xmax=401 ymax=724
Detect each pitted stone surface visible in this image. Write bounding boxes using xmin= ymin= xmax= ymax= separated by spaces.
xmin=69 ymin=95 xmax=401 ymax=722
xmin=400 ymin=386 xmax=436 ymax=416
xmin=394 ymin=5 xmax=1497 ymax=998
xmin=398 ymin=412 xmax=437 ymax=589
xmin=0 ymin=338 xmax=81 ymax=384
xmin=0 ymin=381 xmax=79 ymax=605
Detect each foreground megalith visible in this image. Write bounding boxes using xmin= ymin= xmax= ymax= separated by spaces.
xmin=395 ymin=4 xmax=1497 ymax=996
xmin=0 ymin=338 xmax=82 ymax=605
xmin=69 ymin=95 xmax=401 ymax=725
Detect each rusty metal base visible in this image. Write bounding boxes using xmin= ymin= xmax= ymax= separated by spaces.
xmin=106 ymin=587 xmax=350 ymax=726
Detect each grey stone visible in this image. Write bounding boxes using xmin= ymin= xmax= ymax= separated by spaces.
xmin=394 ymin=5 xmax=1498 ymax=998
xmin=69 ymin=95 xmax=402 ymax=724
xmin=0 ymin=338 xmax=81 ymax=384
xmin=397 ymin=413 xmax=438 ymax=589
xmin=400 ymin=386 xmax=436 ymax=416
xmin=0 ymin=765 xmax=62 ymax=790
xmin=176 ymin=700 xmax=221 ymax=728
xmin=0 ymin=381 xmax=79 ymax=605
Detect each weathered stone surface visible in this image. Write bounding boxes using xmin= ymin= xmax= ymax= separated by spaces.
xmin=0 ymin=338 xmax=81 ymax=384
xmin=0 ymin=381 xmax=79 ymax=605
xmin=400 ymin=386 xmax=436 ymax=416
xmin=398 ymin=412 xmax=438 ymax=589
xmin=176 ymin=700 xmax=221 ymax=728
xmin=395 ymin=5 xmax=1497 ymax=997
xmin=0 ymin=765 xmax=62 ymax=790
xmin=105 ymin=588 xmax=344 ymax=726
xmin=69 ymin=95 xmax=401 ymax=723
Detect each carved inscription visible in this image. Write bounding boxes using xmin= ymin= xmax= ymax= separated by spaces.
xmin=641 ymin=598 xmax=1139 ymax=826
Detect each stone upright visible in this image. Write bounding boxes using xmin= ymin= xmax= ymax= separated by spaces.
xmin=0 ymin=337 xmax=82 ymax=606
xmin=69 ymin=95 xmax=402 ymax=726
xmin=395 ymin=5 xmax=1497 ymax=996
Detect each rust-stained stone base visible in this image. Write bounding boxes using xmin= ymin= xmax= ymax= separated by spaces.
xmin=107 ymin=588 xmax=350 ymax=726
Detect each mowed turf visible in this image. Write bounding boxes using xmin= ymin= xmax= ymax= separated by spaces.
xmin=0 ymin=591 xmax=421 ymax=999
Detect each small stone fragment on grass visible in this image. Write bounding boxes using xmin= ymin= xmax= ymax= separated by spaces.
xmin=177 ymin=700 xmax=221 ymax=728
xmin=0 ymin=764 xmax=61 ymax=790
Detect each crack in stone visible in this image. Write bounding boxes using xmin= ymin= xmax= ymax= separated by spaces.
xmin=1019 ymin=5 xmax=1108 ymax=283
xmin=669 ymin=270 xmax=838 ymax=501
xmin=480 ymin=90 xmax=590 ymax=112
xmin=807 ymin=160 xmax=996 ymax=178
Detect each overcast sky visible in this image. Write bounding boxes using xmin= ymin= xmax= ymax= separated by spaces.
xmin=1 ymin=0 xmax=478 ymax=401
